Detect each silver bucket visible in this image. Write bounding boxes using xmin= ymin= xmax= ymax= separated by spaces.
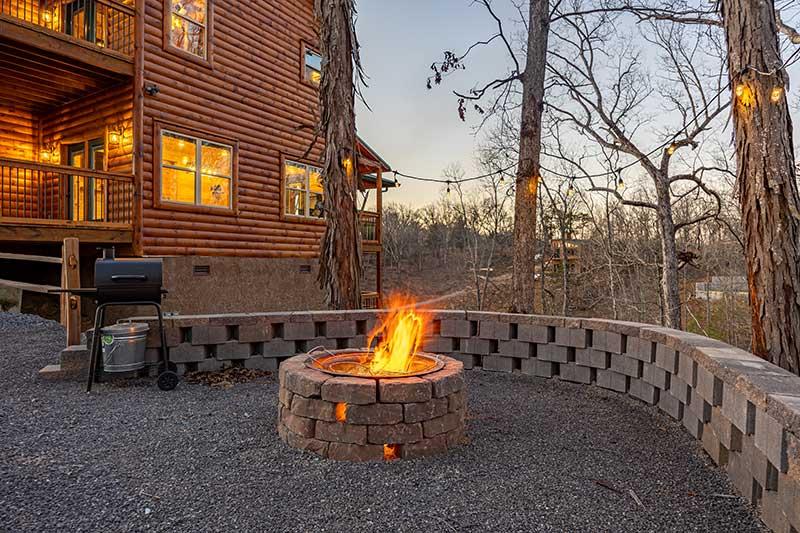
xmin=100 ymin=322 xmax=150 ymax=373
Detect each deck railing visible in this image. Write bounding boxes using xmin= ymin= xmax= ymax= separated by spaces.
xmin=0 ymin=0 xmax=134 ymax=56
xmin=0 ymin=158 xmax=134 ymax=226
xmin=361 ymin=291 xmax=380 ymax=309
xmin=359 ymin=211 xmax=379 ymax=244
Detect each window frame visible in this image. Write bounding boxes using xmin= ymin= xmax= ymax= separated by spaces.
xmin=154 ymin=122 xmax=238 ymax=215
xmin=280 ymin=154 xmax=326 ymax=225
xmin=162 ymin=0 xmax=214 ymax=68
xmin=300 ymin=41 xmax=322 ymax=89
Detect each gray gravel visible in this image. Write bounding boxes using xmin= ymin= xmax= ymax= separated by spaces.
xmin=0 ymin=315 xmax=766 ymax=532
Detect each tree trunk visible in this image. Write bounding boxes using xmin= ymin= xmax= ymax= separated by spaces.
xmin=316 ymin=0 xmax=362 ymax=309
xmin=511 ymin=0 xmax=549 ymax=314
xmin=656 ymin=180 xmax=682 ymax=329
xmin=720 ymin=0 xmax=800 ymax=374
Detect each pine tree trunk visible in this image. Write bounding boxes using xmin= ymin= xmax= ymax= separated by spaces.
xmin=512 ymin=0 xmax=549 ymax=314
xmin=720 ymin=0 xmax=800 ymax=374
xmin=316 ymin=0 xmax=362 ymax=309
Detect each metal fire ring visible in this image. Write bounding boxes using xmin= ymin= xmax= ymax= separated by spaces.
xmin=305 ymin=349 xmax=445 ymax=379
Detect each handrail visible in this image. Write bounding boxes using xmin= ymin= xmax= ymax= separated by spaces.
xmin=95 ymin=0 xmax=135 ymax=17
xmin=0 ymin=158 xmax=134 ymax=183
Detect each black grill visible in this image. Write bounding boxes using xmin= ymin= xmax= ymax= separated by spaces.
xmin=94 ymin=251 xmax=165 ymax=304
xmin=52 ymin=248 xmax=177 ymax=392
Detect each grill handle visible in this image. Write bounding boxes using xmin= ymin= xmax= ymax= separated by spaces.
xmin=110 ymin=274 xmax=148 ymax=282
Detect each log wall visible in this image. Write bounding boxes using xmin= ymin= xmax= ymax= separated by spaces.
xmin=140 ymin=0 xmax=325 ymax=258
xmin=41 ymin=82 xmax=134 ymax=175
xmin=0 ymin=105 xmax=37 ymax=217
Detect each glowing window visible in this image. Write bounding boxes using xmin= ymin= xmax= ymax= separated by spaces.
xmin=284 ymin=160 xmax=324 ymax=219
xmin=170 ymin=0 xmax=207 ymax=58
xmin=161 ymin=130 xmax=232 ymax=208
xmin=304 ymin=48 xmax=322 ymax=86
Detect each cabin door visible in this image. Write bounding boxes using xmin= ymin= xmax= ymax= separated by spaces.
xmin=66 ymin=139 xmax=106 ymax=222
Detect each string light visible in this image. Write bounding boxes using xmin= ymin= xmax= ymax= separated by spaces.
xmin=616 ymin=169 xmax=625 ymax=192
xmin=446 ymin=181 xmax=451 ymax=196
xmin=770 ymin=86 xmax=784 ymax=104
xmin=666 ymin=144 xmax=677 ymax=155
xmin=566 ymin=179 xmax=575 ymax=197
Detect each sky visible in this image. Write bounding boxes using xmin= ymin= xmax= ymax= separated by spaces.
xmin=354 ymin=1 xmax=800 ymax=208
xmin=355 ymin=0 xmax=518 ymax=205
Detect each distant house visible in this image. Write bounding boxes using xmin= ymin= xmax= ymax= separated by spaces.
xmin=547 ymin=238 xmax=588 ymax=273
xmin=0 ymin=0 xmax=393 ymax=315
xmin=694 ymin=276 xmax=748 ymax=301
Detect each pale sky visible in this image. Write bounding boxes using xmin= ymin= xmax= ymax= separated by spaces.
xmin=355 ymin=1 xmax=800 ymax=207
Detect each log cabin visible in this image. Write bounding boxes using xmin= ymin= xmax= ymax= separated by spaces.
xmin=0 ymin=0 xmax=394 ymax=317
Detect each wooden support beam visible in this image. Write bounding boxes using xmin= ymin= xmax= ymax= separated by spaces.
xmin=61 ymin=238 xmax=81 ymax=347
xmin=0 ymin=16 xmax=133 ymax=77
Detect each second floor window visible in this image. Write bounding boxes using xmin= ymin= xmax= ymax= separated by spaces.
xmin=161 ymin=130 xmax=233 ymax=208
xmin=304 ymin=48 xmax=322 ymax=86
xmin=284 ymin=160 xmax=324 ymax=219
xmin=170 ymin=0 xmax=206 ymax=58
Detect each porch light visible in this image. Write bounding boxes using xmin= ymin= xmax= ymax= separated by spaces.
xmin=41 ymin=10 xmax=53 ymax=23
xmin=40 ymin=143 xmax=59 ymax=164
xmin=108 ymin=131 xmax=121 ymax=145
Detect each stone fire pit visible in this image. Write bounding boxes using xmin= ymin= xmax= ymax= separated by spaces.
xmin=278 ymin=350 xmax=466 ymax=461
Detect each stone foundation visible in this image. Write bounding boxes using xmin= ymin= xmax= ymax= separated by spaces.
xmin=277 ymin=352 xmax=467 ymax=461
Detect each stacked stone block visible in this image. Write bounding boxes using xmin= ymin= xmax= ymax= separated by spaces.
xmin=277 ymin=352 xmax=466 ymax=461
xmin=111 ymin=309 xmax=799 ymax=530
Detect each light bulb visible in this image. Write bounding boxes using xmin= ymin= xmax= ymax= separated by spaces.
xmin=617 ymin=177 xmax=625 ymax=191
xmin=667 ymin=144 xmax=676 ymax=155
xmin=771 ymin=86 xmax=784 ymax=104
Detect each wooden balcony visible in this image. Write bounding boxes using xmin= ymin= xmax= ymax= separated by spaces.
xmin=0 ymin=157 xmax=134 ymax=243
xmin=0 ymin=0 xmax=134 ymax=105
xmin=359 ymin=210 xmax=380 ymax=252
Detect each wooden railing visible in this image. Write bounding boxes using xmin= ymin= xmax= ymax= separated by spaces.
xmin=361 ymin=291 xmax=379 ymax=309
xmin=0 ymin=158 xmax=134 ymax=226
xmin=0 ymin=0 xmax=134 ymax=56
xmin=359 ymin=211 xmax=379 ymax=244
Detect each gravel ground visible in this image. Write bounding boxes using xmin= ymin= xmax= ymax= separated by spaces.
xmin=0 ymin=314 xmax=766 ymax=532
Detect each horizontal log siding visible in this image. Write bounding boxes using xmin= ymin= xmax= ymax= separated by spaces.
xmin=0 ymin=106 xmax=38 ymax=217
xmin=41 ymin=82 xmax=134 ymax=175
xmin=141 ymin=0 xmax=325 ymax=258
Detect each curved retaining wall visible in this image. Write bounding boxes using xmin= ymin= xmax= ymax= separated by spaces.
xmin=131 ymin=309 xmax=800 ymax=532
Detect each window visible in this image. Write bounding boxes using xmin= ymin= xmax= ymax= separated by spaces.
xmin=284 ymin=160 xmax=324 ymax=219
xmin=304 ymin=47 xmax=322 ymax=86
xmin=161 ymin=130 xmax=232 ymax=209
xmin=169 ymin=0 xmax=207 ymax=58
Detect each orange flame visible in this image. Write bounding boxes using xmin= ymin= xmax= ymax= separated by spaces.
xmin=365 ymin=295 xmax=429 ymax=375
xmin=383 ymin=444 xmax=399 ymax=461
xmin=335 ymin=402 xmax=347 ymax=422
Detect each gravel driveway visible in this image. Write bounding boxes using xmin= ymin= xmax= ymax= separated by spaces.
xmin=0 ymin=314 xmax=765 ymax=532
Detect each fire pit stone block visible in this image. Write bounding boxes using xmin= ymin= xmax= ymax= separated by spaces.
xmin=378 ymin=377 xmax=432 ymax=403
xmin=328 ymin=442 xmax=384 ymax=462
xmin=367 ymin=423 xmax=424 ymax=444
xmin=346 ymin=403 xmax=404 ymax=425
xmin=278 ymin=354 xmax=467 ymax=461
xmin=321 ymin=377 xmax=376 ymax=404
xmin=290 ymin=396 xmax=337 ymax=422
xmin=285 ymin=367 xmax=330 ymax=397
xmin=315 ymin=420 xmax=367 ymax=444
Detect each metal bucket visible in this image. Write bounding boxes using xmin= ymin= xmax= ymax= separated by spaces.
xmin=100 ymin=322 xmax=149 ymax=373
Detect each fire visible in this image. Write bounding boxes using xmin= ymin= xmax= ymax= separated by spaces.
xmin=383 ymin=444 xmax=399 ymax=461
xmin=335 ymin=402 xmax=347 ymax=422
xmin=364 ymin=295 xmax=429 ymax=375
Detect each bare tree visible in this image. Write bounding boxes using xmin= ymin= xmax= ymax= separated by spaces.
xmin=428 ymin=0 xmax=549 ymax=314
xmin=544 ymin=9 xmax=729 ymax=328
xmin=316 ymin=0 xmax=365 ymax=309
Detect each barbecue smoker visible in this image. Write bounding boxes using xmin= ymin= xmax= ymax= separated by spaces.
xmin=56 ymin=248 xmax=178 ymax=392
